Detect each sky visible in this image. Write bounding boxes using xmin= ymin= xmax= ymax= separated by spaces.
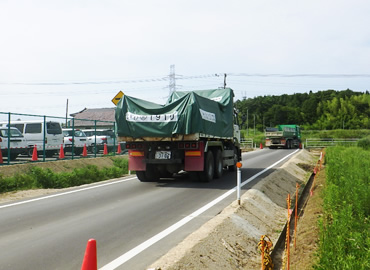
xmin=1 ymin=0 xmax=369 ymax=121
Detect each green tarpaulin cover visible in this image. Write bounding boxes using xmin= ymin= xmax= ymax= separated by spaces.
xmin=115 ymin=88 xmax=235 ymax=138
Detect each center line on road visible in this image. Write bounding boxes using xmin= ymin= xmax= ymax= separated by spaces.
xmin=100 ymin=149 xmax=300 ymax=270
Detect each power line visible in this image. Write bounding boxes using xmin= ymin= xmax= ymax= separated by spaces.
xmin=229 ymin=73 xmax=370 ymax=78
xmin=0 ymin=73 xmax=369 ymax=86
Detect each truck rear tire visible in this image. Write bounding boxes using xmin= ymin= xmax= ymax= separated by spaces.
xmin=214 ymin=149 xmax=223 ymax=179
xmin=199 ymin=151 xmax=214 ymax=182
xmin=136 ymin=171 xmax=147 ymax=181
xmin=136 ymin=165 xmax=160 ymax=182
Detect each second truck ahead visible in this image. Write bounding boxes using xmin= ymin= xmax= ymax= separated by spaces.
xmin=265 ymin=124 xmax=301 ymax=149
xmin=115 ymin=88 xmax=241 ymax=182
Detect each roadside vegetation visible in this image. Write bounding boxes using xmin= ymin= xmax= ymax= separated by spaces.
xmin=313 ymin=147 xmax=369 ymax=269
xmin=235 ymin=89 xmax=369 ymax=130
xmin=0 ymin=157 xmax=129 ymax=193
xmin=241 ymin=129 xmax=370 ymax=147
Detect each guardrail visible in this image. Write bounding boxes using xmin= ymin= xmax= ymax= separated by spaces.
xmin=240 ymin=138 xmax=254 ymax=149
xmin=305 ymin=138 xmax=359 ymax=148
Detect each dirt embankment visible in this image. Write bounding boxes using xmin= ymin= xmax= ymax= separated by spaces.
xmin=148 ymin=150 xmax=320 ymax=270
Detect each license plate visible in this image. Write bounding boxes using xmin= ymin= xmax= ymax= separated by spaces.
xmin=155 ymin=151 xmax=171 ymax=159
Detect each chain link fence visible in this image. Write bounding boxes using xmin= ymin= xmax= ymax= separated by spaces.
xmin=0 ymin=112 xmax=125 ymax=166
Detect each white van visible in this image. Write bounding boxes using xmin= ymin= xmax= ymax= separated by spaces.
xmin=0 ymin=127 xmax=28 ymax=160
xmin=0 ymin=120 xmax=63 ymax=157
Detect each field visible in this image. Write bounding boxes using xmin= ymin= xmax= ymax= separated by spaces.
xmin=313 ymin=147 xmax=370 ymax=269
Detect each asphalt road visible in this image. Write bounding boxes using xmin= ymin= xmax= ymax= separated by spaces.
xmin=0 ymin=148 xmax=299 ymax=270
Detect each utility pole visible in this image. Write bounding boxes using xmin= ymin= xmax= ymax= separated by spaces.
xmin=65 ymin=99 xmax=69 ymax=127
xmin=254 ymin=114 xmax=256 ymax=136
xmin=247 ymin=109 xmax=249 ymax=136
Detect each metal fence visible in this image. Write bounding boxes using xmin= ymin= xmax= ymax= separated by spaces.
xmin=305 ymin=138 xmax=359 ymax=148
xmin=240 ymin=138 xmax=254 ymax=149
xmin=0 ymin=112 xmax=125 ymax=166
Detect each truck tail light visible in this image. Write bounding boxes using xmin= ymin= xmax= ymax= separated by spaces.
xmin=178 ymin=142 xmax=198 ymax=149
xmin=129 ymin=151 xmax=144 ymax=157
xmin=185 ymin=150 xmax=201 ymax=157
xmin=126 ymin=143 xmax=143 ymax=150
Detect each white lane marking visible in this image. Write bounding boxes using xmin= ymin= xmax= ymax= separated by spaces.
xmin=100 ymin=149 xmax=300 ymax=269
xmin=0 ymin=176 xmax=138 ymax=209
xmin=240 ymin=149 xmax=300 ymax=187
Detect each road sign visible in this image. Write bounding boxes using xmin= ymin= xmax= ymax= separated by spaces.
xmin=112 ymin=91 xmax=124 ymax=105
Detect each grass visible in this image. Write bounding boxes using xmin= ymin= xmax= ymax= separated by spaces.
xmin=313 ymin=147 xmax=370 ymax=269
xmin=0 ymin=157 xmax=129 ymax=193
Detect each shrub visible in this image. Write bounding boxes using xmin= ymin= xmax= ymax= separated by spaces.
xmin=357 ymin=136 xmax=370 ymax=150
xmin=0 ymin=157 xmax=129 ymax=193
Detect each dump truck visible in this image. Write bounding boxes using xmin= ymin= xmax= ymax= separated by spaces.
xmin=265 ymin=124 xmax=301 ymax=149
xmin=115 ymin=88 xmax=242 ymax=182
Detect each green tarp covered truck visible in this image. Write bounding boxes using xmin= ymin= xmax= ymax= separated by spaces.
xmin=115 ymin=88 xmax=241 ymax=181
xmin=265 ymin=124 xmax=301 ymax=149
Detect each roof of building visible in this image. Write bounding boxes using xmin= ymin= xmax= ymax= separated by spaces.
xmin=70 ymin=108 xmax=115 ymax=127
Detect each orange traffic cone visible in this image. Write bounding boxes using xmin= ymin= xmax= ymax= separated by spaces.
xmin=116 ymin=143 xmax=122 ymax=154
xmin=59 ymin=144 xmax=65 ymax=159
xmin=260 ymin=143 xmax=263 ymax=149
xmin=82 ymin=144 xmax=88 ymax=157
xmin=32 ymin=145 xmax=38 ymax=161
xmin=81 ymin=239 xmax=97 ymax=270
xmin=103 ymin=143 xmax=108 ymax=155
xmin=0 ymin=146 xmax=3 ymax=164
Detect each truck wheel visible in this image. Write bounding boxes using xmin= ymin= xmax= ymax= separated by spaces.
xmin=286 ymin=140 xmax=290 ymax=149
xmin=214 ymin=149 xmax=223 ymax=179
xmin=136 ymin=165 xmax=160 ymax=182
xmin=199 ymin=151 xmax=214 ymax=182
xmin=136 ymin=171 xmax=147 ymax=181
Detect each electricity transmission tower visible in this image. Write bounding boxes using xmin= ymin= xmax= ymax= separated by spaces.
xmin=169 ymin=64 xmax=176 ymax=94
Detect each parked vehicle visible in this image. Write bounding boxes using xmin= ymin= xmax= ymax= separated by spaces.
xmin=115 ymin=88 xmax=241 ymax=182
xmin=62 ymin=128 xmax=89 ymax=155
xmin=265 ymin=124 xmax=301 ymax=149
xmin=0 ymin=127 xmax=28 ymax=160
xmin=82 ymin=129 xmax=117 ymax=153
xmin=0 ymin=120 xmax=63 ymax=157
